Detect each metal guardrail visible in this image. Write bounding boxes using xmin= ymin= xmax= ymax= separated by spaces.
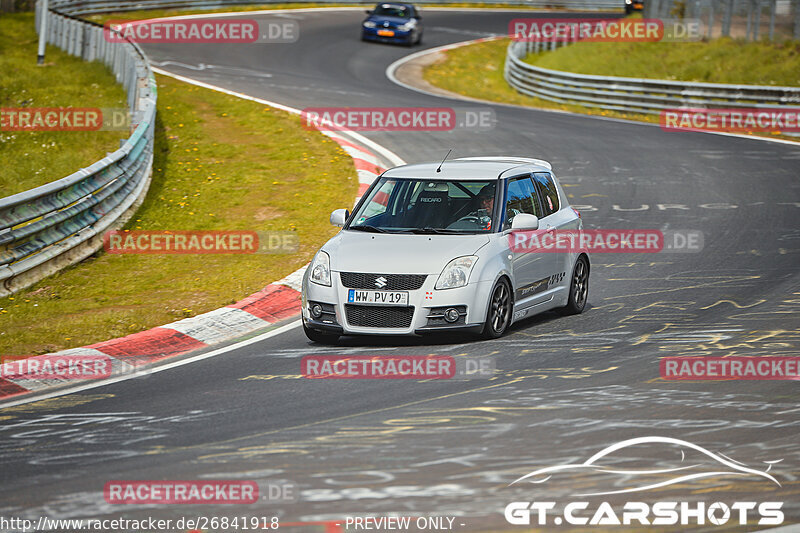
xmin=645 ymin=0 xmax=800 ymax=41
xmin=0 ymin=3 xmax=156 ymax=296
xmin=47 ymin=0 xmax=625 ymax=15
xmin=504 ymin=39 xmax=800 ymax=115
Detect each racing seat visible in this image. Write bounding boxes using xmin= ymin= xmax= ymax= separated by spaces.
xmin=412 ymin=183 xmax=450 ymax=228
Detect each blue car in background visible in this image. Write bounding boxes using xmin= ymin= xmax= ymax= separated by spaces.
xmin=361 ymin=2 xmax=423 ymax=46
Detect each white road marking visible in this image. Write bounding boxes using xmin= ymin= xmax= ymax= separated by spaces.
xmin=0 ymin=321 xmax=302 ymax=409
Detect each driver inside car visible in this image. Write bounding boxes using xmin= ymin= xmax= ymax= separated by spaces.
xmin=446 ymin=183 xmax=496 ymax=230
xmin=469 ymin=183 xmax=495 ymax=230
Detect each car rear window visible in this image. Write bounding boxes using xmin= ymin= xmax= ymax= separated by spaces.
xmin=533 ymin=172 xmax=559 ymax=215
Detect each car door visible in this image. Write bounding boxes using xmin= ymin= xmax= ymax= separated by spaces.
xmin=532 ymin=172 xmax=572 ymax=289
xmin=504 ymin=175 xmax=555 ymax=309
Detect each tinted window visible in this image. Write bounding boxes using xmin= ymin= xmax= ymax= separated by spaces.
xmin=504 ymin=177 xmax=540 ymax=228
xmin=373 ymin=4 xmax=410 ymax=17
xmin=533 ymin=172 xmax=559 ymax=215
xmin=348 ymin=178 xmax=497 ymax=233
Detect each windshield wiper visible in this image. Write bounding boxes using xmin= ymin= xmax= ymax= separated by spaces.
xmin=407 ymin=227 xmax=464 ymax=235
xmin=348 ymin=225 xmax=388 ymax=233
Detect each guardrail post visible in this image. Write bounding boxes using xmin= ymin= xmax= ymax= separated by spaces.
xmin=68 ymin=18 xmax=76 ymax=55
xmin=706 ymin=0 xmax=715 ymax=38
xmin=89 ymin=25 xmax=97 ymax=61
xmin=767 ymin=0 xmax=776 ymax=40
xmin=753 ymin=0 xmax=761 ymax=39
xmin=794 ymin=0 xmax=800 ymax=39
xmin=36 ymin=0 xmax=48 ymax=64
xmin=722 ymin=0 xmax=733 ymax=36
xmin=59 ymin=15 xmax=67 ymax=50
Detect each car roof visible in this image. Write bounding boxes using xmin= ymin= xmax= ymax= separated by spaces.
xmin=374 ymin=2 xmax=415 ymax=8
xmin=381 ymin=157 xmax=552 ymax=181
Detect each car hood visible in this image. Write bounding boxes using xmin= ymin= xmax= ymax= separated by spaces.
xmin=325 ymin=231 xmax=489 ymax=274
xmin=365 ymin=15 xmax=411 ymax=25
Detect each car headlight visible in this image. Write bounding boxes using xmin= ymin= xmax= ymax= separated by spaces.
xmin=309 ymin=251 xmax=331 ymax=286
xmin=363 ymin=21 xmax=377 ymax=28
xmin=435 ymin=256 xmax=478 ymax=290
xmin=398 ymin=21 xmax=415 ymax=31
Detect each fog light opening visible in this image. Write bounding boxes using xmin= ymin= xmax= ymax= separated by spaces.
xmin=444 ymin=308 xmax=460 ymax=323
xmin=310 ymin=303 xmax=323 ymax=318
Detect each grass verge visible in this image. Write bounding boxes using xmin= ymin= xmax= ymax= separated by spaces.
xmin=423 ymin=37 xmax=800 ymax=137
xmin=528 ymin=38 xmax=800 ymax=86
xmin=0 ymin=12 xmax=127 ymax=197
xmin=0 ymin=73 xmax=357 ymax=356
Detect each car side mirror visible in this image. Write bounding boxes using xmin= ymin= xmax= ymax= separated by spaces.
xmin=365 ymin=9 xmax=372 ymax=14
xmin=330 ymin=208 xmax=349 ymax=227
xmin=511 ymin=213 xmax=539 ymax=231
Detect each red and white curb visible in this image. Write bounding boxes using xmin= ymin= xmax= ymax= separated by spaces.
xmin=0 ymin=71 xmax=402 ymax=402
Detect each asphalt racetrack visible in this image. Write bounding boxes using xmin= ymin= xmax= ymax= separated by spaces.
xmin=1 ymin=8 xmax=799 ymax=531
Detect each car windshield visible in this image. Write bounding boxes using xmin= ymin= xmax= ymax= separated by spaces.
xmin=372 ymin=4 xmax=410 ymax=17
xmin=347 ymin=178 xmax=497 ymax=234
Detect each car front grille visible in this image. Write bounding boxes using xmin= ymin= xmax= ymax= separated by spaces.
xmin=339 ymin=272 xmax=427 ymax=291
xmin=345 ymin=305 xmax=415 ymax=328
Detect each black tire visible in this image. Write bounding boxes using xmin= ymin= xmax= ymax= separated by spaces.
xmin=563 ymin=255 xmax=589 ymax=315
xmin=481 ymin=278 xmax=513 ymax=339
xmin=303 ymin=320 xmax=339 ymax=344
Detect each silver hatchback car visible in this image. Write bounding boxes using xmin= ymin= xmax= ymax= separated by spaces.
xmin=301 ymin=157 xmax=590 ymax=343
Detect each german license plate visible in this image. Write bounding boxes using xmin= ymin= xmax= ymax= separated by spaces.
xmin=348 ymin=289 xmax=408 ymax=306
xmin=377 ymin=29 xmax=395 ymax=37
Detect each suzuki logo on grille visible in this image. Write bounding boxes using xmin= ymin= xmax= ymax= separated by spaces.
xmin=375 ymin=276 xmax=388 ymax=288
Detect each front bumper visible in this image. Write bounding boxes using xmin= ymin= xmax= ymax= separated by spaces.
xmin=362 ymin=27 xmax=413 ymax=44
xmin=303 ymin=272 xmax=491 ymax=336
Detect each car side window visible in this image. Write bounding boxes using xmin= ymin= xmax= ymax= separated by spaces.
xmin=504 ymin=177 xmax=540 ymax=228
xmin=533 ymin=172 xmax=560 ymax=216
